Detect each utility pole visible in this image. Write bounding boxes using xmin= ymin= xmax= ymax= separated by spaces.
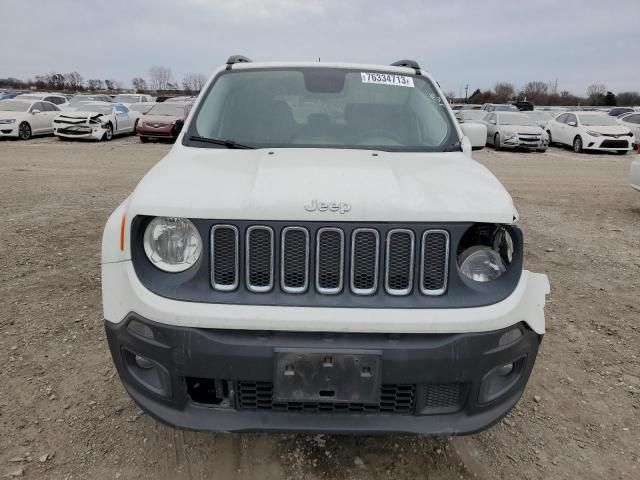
xmin=464 ymin=84 xmax=469 ymax=102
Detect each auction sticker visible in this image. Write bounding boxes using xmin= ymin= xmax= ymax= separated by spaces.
xmin=361 ymin=72 xmax=414 ymax=87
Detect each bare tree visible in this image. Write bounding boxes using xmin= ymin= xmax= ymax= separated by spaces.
xmin=132 ymin=77 xmax=147 ymax=91
xmin=182 ymin=72 xmax=207 ymax=93
xmin=148 ymin=65 xmax=173 ymax=91
xmin=104 ymin=79 xmax=121 ymax=91
xmin=86 ymin=79 xmax=103 ymax=91
xmin=586 ymin=84 xmax=606 ymax=98
xmin=494 ymin=82 xmax=515 ymax=103
xmin=64 ymin=71 xmax=84 ymax=91
xmin=522 ymin=81 xmax=549 ymax=103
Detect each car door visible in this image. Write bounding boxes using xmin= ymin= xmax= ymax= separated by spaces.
xmin=29 ymin=102 xmax=49 ymax=133
xmin=40 ymin=102 xmax=60 ymax=132
xmin=113 ymin=104 xmax=131 ymax=133
xmin=564 ymin=114 xmax=578 ymax=145
xmin=551 ymin=114 xmax=567 ymax=145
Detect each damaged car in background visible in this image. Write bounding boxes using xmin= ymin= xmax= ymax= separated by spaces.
xmin=135 ymin=101 xmax=190 ymax=143
xmin=53 ymin=102 xmax=141 ymax=141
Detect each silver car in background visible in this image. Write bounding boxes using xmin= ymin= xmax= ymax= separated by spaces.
xmin=484 ymin=112 xmax=548 ymax=152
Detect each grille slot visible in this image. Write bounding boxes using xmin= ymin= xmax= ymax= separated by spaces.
xmin=246 ymin=226 xmax=274 ymax=292
xmin=211 ymin=225 xmax=239 ymax=291
xmin=420 ymin=230 xmax=449 ymax=295
xmin=237 ymin=382 xmax=416 ymax=414
xmin=419 ymin=383 xmax=466 ymax=414
xmin=385 ymin=229 xmax=415 ymax=295
xmin=281 ymin=227 xmax=310 ymax=293
xmin=315 ymin=228 xmax=345 ymax=294
xmin=350 ymin=228 xmax=380 ymax=295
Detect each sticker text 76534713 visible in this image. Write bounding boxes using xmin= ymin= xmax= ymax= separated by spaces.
xmin=360 ymin=72 xmax=415 ymax=88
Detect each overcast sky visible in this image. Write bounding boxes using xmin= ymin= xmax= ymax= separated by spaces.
xmin=2 ymin=0 xmax=638 ymax=95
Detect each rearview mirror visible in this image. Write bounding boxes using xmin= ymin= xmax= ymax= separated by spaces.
xmin=568 ymin=121 xmax=577 ymax=127
xmin=461 ymin=122 xmax=487 ymax=150
xmin=31 ymin=109 xmax=41 ymax=114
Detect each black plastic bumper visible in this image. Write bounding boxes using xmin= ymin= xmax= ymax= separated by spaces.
xmin=105 ymin=314 xmax=542 ymax=435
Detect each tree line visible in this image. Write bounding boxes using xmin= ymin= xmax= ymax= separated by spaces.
xmin=0 ymin=66 xmax=208 ymax=95
xmin=446 ymin=81 xmax=640 ymax=107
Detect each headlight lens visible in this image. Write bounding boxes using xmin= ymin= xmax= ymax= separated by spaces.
xmin=459 ymin=246 xmax=506 ymax=282
xmin=503 ymin=131 xmax=516 ymax=139
xmin=143 ymin=217 xmax=202 ymax=272
xmin=586 ymin=130 xmax=602 ymax=137
xmin=0 ymin=119 xmax=16 ymax=124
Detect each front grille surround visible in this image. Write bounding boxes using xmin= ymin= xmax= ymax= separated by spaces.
xmin=315 ymin=227 xmax=345 ymax=294
xmin=385 ymin=229 xmax=415 ymax=296
xmin=211 ymin=225 xmax=239 ymax=291
xmin=245 ymin=226 xmax=275 ymax=293
xmin=350 ymin=228 xmax=380 ymax=295
xmin=420 ymin=230 xmax=449 ymax=296
xmin=280 ymin=226 xmax=310 ymax=294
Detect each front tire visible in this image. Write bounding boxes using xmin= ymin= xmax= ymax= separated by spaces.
xmin=616 ymin=150 xmax=628 ymax=155
xmin=573 ymin=136 xmax=583 ymax=153
xmin=547 ymin=130 xmax=553 ymax=146
xmin=18 ymin=122 xmax=32 ymax=140
xmin=103 ymin=123 xmax=113 ymax=141
xmin=494 ymin=133 xmax=501 ymax=151
xmin=132 ymin=120 xmax=139 ymax=136
xmin=139 ymin=136 xmax=149 ymax=143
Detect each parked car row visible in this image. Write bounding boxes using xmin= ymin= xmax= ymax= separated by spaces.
xmin=0 ymin=96 xmax=192 ymax=142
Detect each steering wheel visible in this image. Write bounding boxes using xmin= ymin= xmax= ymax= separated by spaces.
xmin=355 ymin=129 xmax=404 ymax=145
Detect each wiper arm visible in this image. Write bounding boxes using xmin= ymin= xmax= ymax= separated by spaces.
xmin=442 ymin=141 xmax=462 ymax=152
xmin=188 ymin=135 xmax=255 ymax=149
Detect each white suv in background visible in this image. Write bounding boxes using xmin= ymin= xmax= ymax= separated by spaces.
xmin=546 ymin=112 xmax=635 ymax=154
xmin=101 ymin=57 xmax=549 ymax=435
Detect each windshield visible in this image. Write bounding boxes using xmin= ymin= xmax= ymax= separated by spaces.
xmin=114 ymin=95 xmax=141 ymax=103
xmin=71 ymin=95 xmax=105 ymax=105
xmin=527 ymin=111 xmax=552 ymax=120
xmin=0 ymin=100 xmax=30 ymax=112
xmin=578 ymin=114 xmax=619 ymax=126
xmin=187 ymin=68 xmax=458 ymax=151
xmin=76 ymin=104 xmax=112 ymax=114
xmin=494 ymin=105 xmax=518 ymax=112
xmin=147 ymin=103 xmax=185 ymax=116
xmin=499 ymin=113 xmax=537 ymax=126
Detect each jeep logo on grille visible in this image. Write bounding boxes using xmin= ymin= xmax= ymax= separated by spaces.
xmin=304 ymin=200 xmax=351 ymax=214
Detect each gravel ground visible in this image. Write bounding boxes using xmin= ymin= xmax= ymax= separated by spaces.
xmin=0 ymin=136 xmax=638 ymax=479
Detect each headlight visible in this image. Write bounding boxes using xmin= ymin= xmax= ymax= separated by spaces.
xmin=0 ymin=119 xmax=16 ymax=124
xmin=143 ymin=217 xmax=202 ymax=272
xmin=503 ymin=131 xmax=516 ymax=139
xmin=459 ymin=246 xmax=506 ymax=282
xmin=586 ymin=130 xmax=602 ymax=137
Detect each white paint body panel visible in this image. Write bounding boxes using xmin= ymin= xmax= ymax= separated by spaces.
xmin=631 ymin=152 xmax=640 ymax=192
xmin=102 ymin=259 xmax=548 ymax=335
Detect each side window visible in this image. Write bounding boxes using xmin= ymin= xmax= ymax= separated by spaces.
xmin=40 ymin=102 xmax=54 ymax=112
xmin=556 ymin=114 xmax=568 ymax=123
xmin=32 ymin=102 xmax=46 ymax=112
xmin=115 ymin=104 xmax=129 ymax=114
xmin=52 ymin=96 xmax=65 ymax=105
xmin=566 ymin=114 xmax=577 ymax=125
xmin=627 ymin=114 xmax=640 ymax=125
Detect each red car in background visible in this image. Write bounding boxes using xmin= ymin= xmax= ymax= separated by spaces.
xmin=136 ymin=102 xmax=189 ymax=142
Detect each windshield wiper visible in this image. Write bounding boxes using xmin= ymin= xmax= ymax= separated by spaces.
xmin=188 ymin=135 xmax=254 ymax=149
xmin=442 ymin=141 xmax=462 ymax=152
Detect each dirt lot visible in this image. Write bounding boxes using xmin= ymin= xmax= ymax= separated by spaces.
xmin=0 ymin=136 xmax=638 ymax=479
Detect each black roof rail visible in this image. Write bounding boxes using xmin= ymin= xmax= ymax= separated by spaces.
xmin=226 ymin=55 xmax=252 ymax=70
xmin=390 ymin=59 xmax=421 ymax=75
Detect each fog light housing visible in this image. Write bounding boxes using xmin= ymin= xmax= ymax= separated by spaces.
xmin=135 ymin=355 xmax=154 ymax=369
xmin=478 ymin=356 xmax=526 ymax=404
xmin=128 ymin=319 xmax=154 ymax=339
xmin=498 ymin=328 xmax=522 ymax=346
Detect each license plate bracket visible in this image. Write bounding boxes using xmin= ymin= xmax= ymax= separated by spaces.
xmin=273 ymin=350 xmax=382 ymax=403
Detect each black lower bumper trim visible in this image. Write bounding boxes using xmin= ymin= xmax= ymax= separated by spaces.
xmin=105 ymin=314 xmax=542 ymax=435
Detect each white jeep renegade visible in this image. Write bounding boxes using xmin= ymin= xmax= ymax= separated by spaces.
xmin=102 ymin=56 xmax=550 ymax=434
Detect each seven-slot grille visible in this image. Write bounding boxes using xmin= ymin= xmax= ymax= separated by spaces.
xmin=210 ymin=225 xmax=449 ymax=296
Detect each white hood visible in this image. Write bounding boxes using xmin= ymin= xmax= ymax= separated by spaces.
xmin=0 ymin=110 xmax=26 ymax=119
xmin=59 ymin=110 xmax=105 ymax=119
xmin=127 ymin=148 xmax=518 ymax=223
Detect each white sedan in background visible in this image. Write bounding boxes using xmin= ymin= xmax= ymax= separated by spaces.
xmin=618 ymin=112 xmax=640 ymax=146
xmin=16 ymin=92 xmax=71 ymax=109
xmin=546 ymin=112 xmax=635 ymax=154
xmin=631 ymin=145 xmax=640 ymax=191
xmin=483 ymin=111 xmax=548 ymax=152
xmin=0 ymin=99 xmax=61 ymax=140
xmin=113 ymin=94 xmax=154 ymax=105
xmin=53 ymin=101 xmax=141 ymax=141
